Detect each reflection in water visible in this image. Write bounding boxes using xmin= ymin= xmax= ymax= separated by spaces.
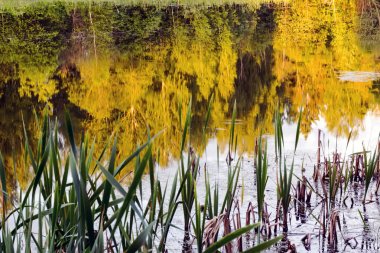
xmin=0 ymin=1 xmax=380 ymax=192
xmin=274 ymin=0 xmax=380 ymax=137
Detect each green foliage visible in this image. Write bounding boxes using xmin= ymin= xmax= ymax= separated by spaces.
xmin=275 ymin=108 xmax=302 ymax=232
xmin=363 ymin=143 xmax=379 ymax=203
xmin=256 ymin=134 xmax=268 ymax=222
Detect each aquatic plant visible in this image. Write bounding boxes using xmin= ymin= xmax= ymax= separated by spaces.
xmin=328 ymin=160 xmax=341 ymax=204
xmin=256 ymin=134 xmax=268 ymax=223
xmin=2 ymin=102 xmax=380 ymax=252
xmin=327 ymin=210 xmax=341 ymax=251
xmin=275 ymin=108 xmax=302 ymax=233
xmin=363 ymin=144 xmax=379 ymax=203
xmin=0 ymin=102 xmax=283 ymax=252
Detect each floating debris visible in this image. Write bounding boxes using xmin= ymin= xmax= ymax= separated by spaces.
xmin=338 ymin=71 xmax=380 ymax=82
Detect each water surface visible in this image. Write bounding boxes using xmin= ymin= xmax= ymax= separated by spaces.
xmin=1 ymin=1 xmax=380 ymax=250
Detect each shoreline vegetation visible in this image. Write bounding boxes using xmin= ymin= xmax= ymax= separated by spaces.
xmin=0 ymin=0 xmax=289 ymax=10
xmin=0 ymin=101 xmax=285 ymax=252
xmin=0 ymin=98 xmax=379 ymax=252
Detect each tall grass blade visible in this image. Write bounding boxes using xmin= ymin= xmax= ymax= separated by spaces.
xmin=111 ymin=145 xmax=152 ymax=236
xmin=65 ymin=109 xmax=77 ymax=159
xmin=126 ymin=221 xmax=155 ymax=253
xmin=203 ymin=223 xmax=259 ymax=253
xmin=242 ymin=235 xmax=283 ymax=252
xmin=295 ymin=107 xmax=303 ymax=152
xmin=0 ymin=153 xmax=7 ymax=207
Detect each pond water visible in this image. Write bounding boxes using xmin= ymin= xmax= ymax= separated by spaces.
xmin=1 ymin=0 xmax=380 ymax=252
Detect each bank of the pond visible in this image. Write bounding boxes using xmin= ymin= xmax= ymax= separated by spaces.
xmin=0 ymin=0 xmax=288 ymax=10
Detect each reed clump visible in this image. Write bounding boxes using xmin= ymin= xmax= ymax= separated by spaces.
xmin=1 ymin=100 xmax=380 ymax=252
xmin=0 ymin=100 xmax=282 ymax=252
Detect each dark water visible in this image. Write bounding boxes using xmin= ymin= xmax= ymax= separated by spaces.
xmin=1 ymin=1 xmax=380 ymax=251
